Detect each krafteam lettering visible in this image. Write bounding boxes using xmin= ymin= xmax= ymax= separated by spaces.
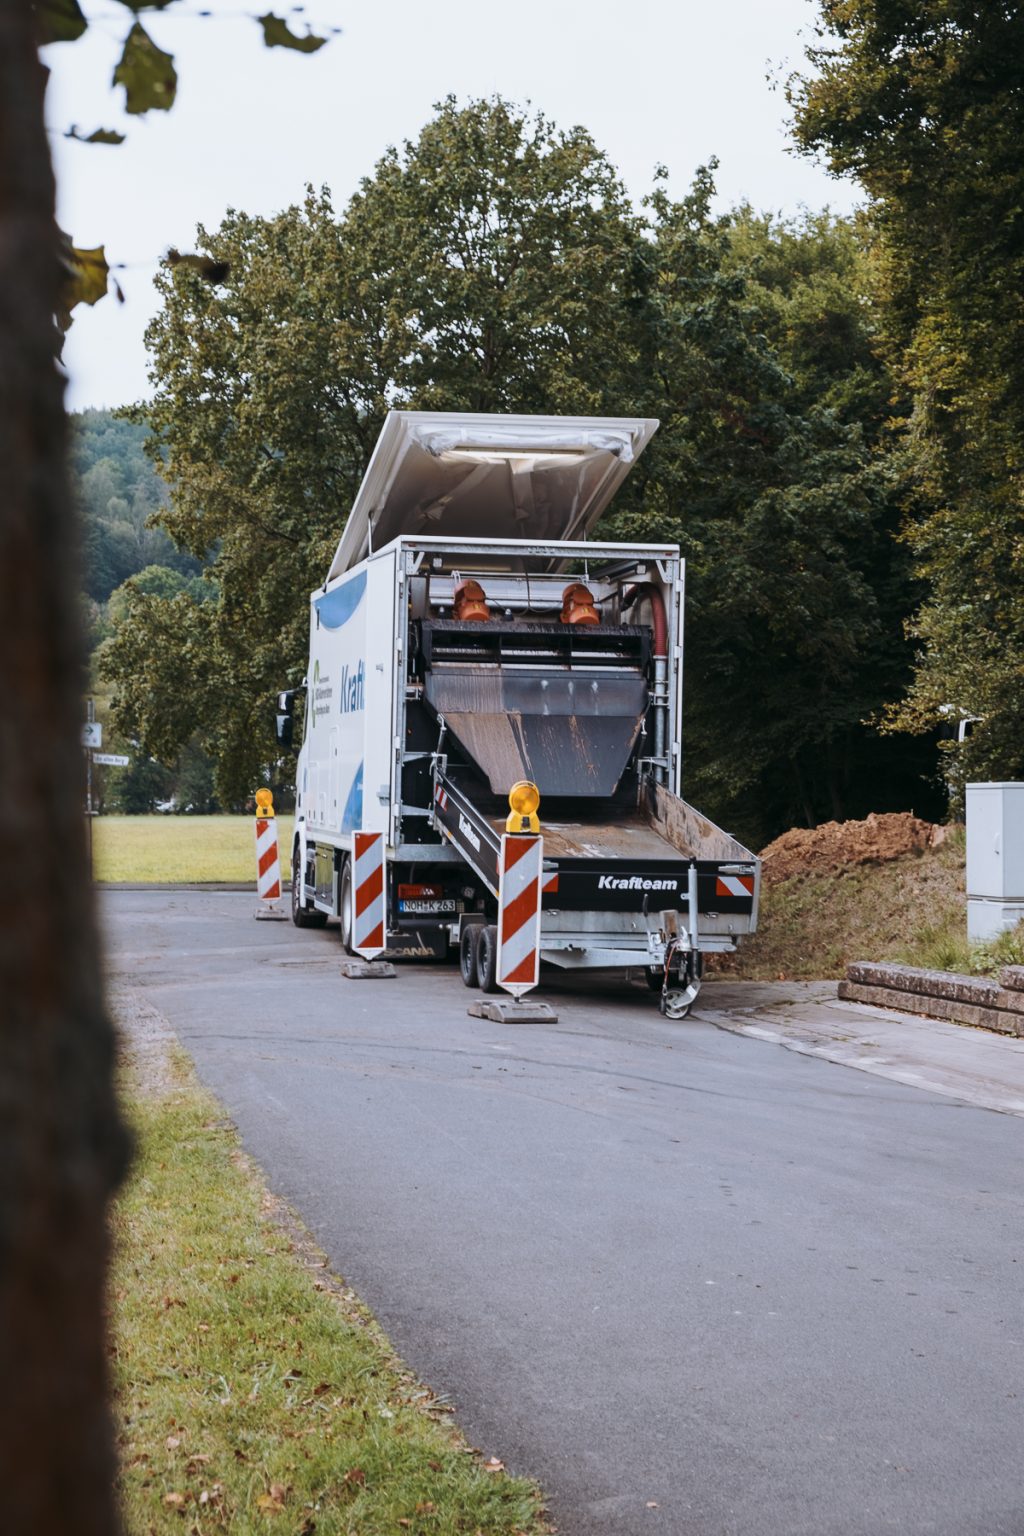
xmin=597 ymin=874 xmax=678 ymax=891
xmin=339 ymin=660 xmax=365 ymax=714
xmin=458 ymin=813 xmax=481 ymax=852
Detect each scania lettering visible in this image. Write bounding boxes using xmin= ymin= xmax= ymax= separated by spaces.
xmin=278 ymin=411 xmax=760 ymax=1015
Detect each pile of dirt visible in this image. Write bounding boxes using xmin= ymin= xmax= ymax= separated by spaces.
xmin=759 ymin=812 xmax=947 ymax=886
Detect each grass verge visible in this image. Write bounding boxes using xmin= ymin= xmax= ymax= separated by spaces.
xmin=94 ymin=815 xmax=293 ymax=884
xmin=719 ymin=826 xmax=1024 ymax=982
xmin=113 ymin=1012 xmax=548 ymax=1535
xmin=718 ymin=829 xmax=969 ymax=981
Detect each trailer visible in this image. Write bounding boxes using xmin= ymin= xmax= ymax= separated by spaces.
xmin=278 ymin=411 xmax=759 ymax=1016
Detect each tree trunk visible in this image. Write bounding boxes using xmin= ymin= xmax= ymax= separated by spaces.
xmin=0 ymin=8 xmax=131 ymax=1534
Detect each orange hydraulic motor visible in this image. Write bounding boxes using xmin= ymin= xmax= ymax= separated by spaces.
xmin=452 ymin=578 xmax=491 ymax=622
xmin=560 ymin=582 xmax=599 ymax=626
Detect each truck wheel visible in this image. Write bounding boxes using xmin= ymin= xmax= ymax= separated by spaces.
xmin=459 ymin=925 xmax=481 ymax=988
xmin=291 ymin=846 xmax=327 ymax=929
xmin=338 ymin=857 xmax=355 ymax=955
xmin=476 ymin=924 xmax=499 ymax=994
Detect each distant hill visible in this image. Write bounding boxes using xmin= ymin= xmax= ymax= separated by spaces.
xmin=70 ymin=408 xmax=200 ymax=604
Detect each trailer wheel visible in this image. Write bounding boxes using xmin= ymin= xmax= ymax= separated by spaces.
xmin=459 ymin=925 xmax=481 ymax=988
xmin=659 ymin=992 xmax=691 ymax=1020
xmin=476 ymin=924 xmax=499 ymax=993
xmin=338 ymin=857 xmax=355 ymax=955
xmin=291 ymin=846 xmax=327 ymax=929
xmin=644 ymin=966 xmax=666 ymax=993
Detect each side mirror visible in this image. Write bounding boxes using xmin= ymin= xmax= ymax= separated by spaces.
xmin=275 ymin=686 xmax=304 ymax=753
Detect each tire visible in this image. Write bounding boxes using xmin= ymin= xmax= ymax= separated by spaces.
xmin=660 ymin=994 xmax=691 ymax=1020
xmin=459 ymin=924 xmax=481 ymax=988
xmin=338 ymin=856 xmax=355 ymax=955
xmin=476 ymin=924 xmax=499 ymax=994
xmin=291 ymin=844 xmax=327 ymax=928
xmin=645 ymin=966 xmax=666 ymax=993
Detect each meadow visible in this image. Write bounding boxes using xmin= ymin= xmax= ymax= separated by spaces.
xmin=92 ymin=815 xmax=294 ymax=884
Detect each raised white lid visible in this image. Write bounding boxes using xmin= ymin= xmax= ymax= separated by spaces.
xmin=328 ymin=410 xmax=659 ymax=579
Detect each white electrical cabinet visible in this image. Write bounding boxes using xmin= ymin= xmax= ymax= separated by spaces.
xmin=966 ymin=782 xmax=1024 ymax=941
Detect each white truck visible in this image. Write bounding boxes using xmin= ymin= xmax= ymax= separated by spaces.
xmin=278 ymin=411 xmax=760 ymax=1015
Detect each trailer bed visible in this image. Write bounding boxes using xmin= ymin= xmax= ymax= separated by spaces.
xmin=485 ymin=809 xmax=676 ymax=861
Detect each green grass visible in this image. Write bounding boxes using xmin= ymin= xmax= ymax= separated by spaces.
xmin=114 ymin=1047 xmax=548 ymax=1536
xmin=93 ymin=815 xmax=293 ymax=884
xmin=896 ymin=912 xmax=1024 ymax=977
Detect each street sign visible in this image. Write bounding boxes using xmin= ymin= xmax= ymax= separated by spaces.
xmin=93 ymin=752 xmax=129 ymax=767
xmin=82 ymin=722 xmax=103 ymax=748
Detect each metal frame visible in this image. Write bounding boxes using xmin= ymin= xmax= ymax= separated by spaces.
xmin=384 ymin=535 xmax=684 ymax=863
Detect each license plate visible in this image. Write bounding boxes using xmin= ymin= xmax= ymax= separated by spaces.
xmin=398 ymin=898 xmax=457 ymax=913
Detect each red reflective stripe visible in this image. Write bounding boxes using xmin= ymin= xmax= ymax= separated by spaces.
xmin=502 ymin=878 xmax=539 ymax=942
xmin=363 ymin=922 xmax=384 ymax=951
xmin=543 ymin=873 xmax=559 ymax=893
xmin=256 ymin=818 xmax=270 ymax=836
xmin=258 ymin=845 xmax=278 ymax=878
xmin=263 ymin=881 xmax=281 ymax=900
xmin=503 ymin=836 xmax=535 ymax=873
xmin=355 ymin=863 xmax=383 ymax=917
xmin=502 ymin=951 xmax=536 ymax=985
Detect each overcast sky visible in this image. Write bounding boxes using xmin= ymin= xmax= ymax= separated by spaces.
xmin=45 ymin=0 xmax=859 ymax=412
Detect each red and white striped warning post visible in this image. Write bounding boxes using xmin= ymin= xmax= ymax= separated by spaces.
xmin=254 ymin=788 xmax=287 ymax=920
xmin=352 ymin=831 xmax=386 ymax=958
xmin=497 ymin=833 xmax=544 ymax=998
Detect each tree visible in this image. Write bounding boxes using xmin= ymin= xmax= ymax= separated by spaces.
xmin=104 ymin=98 xmax=643 ymax=803
xmin=70 ymin=409 xmax=193 ymax=605
xmin=715 ymin=205 xmax=941 ymax=828
xmin=789 ymin=1 xmax=1024 ymax=794
xmin=104 ymin=103 xmax=940 ymax=841
xmin=0 ymin=12 xmax=131 ymax=1534
xmin=607 ymin=172 xmax=936 ymax=840
xmin=2 ymin=6 xmax=330 ymax=1532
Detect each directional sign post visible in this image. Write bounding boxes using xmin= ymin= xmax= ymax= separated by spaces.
xmin=81 ymin=721 xmax=102 ymax=749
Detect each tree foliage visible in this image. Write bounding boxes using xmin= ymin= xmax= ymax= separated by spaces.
xmin=607 ymin=178 xmax=935 ymax=835
xmin=70 ymin=409 xmax=196 ymax=603
xmin=790 ymin=1 xmax=1024 ymax=791
xmin=103 ymin=97 xmax=939 ymax=839
xmin=106 ymin=99 xmax=646 ymax=804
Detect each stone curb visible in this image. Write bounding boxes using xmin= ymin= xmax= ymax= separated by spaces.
xmin=840 ymin=961 xmax=1024 ymax=1037
xmin=838 ymin=980 xmax=1024 ymax=1037
xmin=845 ymin=960 xmax=1023 ymax=1012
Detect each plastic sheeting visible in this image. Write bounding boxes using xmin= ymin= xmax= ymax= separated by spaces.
xmin=328 ymin=411 xmax=658 ymax=578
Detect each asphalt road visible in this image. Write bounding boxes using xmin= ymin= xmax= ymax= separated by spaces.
xmin=104 ymin=889 xmax=1024 ymax=1536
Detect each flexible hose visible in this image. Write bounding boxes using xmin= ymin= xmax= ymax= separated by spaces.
xmin=624 ymin=582 xmax=668 ymax=657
